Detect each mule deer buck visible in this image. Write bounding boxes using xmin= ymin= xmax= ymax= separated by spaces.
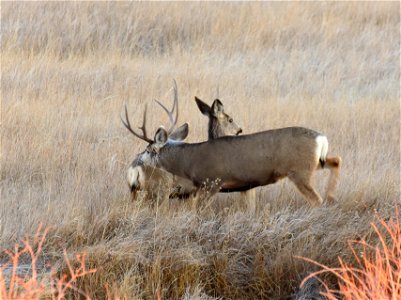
xmin=124 ymin=84 xmax=243 ymax=199
xmin=122 ymin=88 xmax=341 ymax=207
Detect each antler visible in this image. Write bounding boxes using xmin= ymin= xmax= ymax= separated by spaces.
xmin=154 ymin=80 xmax=179 ymax=135
xmin=120 ymin=103 xmax=153 ymax=143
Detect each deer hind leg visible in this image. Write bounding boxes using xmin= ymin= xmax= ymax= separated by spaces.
xmin=288 ymin=172 xmax=323 ymax=207
xmin=242 ymin=188 xmax=257 ymax=216
xmin=324 ymin=156 xmax=342 ymax=203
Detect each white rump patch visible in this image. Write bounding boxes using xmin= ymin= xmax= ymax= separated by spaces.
xmin=315 ymin=135 xmax=329 ymax=164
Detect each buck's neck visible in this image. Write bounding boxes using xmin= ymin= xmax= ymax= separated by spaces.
xmin=155 ymin=143 xmax=190 ymax=178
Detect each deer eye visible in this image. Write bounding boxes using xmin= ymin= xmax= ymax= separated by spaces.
xmin=146 ymin=146 xmax=158 ymax=155
xmin=229 ymin=118 xmax=233 ymax=123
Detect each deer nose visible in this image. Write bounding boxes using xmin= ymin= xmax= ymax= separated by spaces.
xmin=130 ymin=183 xmax=140 ymax=193
xmin=130 ymin=184 xmax=139 ymax=201
xmin=237 ymin=128 xmax=243 ymax=135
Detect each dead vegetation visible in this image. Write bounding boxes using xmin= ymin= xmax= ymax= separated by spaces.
xmin=1 ymin=2 xmax=399 ymax=299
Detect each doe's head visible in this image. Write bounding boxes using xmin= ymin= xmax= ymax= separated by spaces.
xmin=195 ymin=97 xmax=242 ymax=139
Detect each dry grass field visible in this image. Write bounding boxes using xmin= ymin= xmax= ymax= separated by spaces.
xmin=1 ymin=2 xmax=400 ymax=299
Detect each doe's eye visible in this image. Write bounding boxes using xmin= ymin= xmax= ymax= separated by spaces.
xmin=229 ymin=118 xmax=233 ymax=123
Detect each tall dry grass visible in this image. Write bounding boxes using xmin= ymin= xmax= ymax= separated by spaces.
xmin=1 ymin=2 xmax=400 ymax=299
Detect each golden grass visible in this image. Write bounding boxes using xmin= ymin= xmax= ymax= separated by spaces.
xmin=1 ymin=2 xmax=400 ymax=299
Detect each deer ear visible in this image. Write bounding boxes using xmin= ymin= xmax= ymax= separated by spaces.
xmin=154 ymin=127 xmax=168 ymax=146
xmin=195 ymin=97 xmax=211 ymax=116
xmin=211 ymin=99 xmax=224 ymax=116
xmin=169 ymin=123 xmax=189 ymax=141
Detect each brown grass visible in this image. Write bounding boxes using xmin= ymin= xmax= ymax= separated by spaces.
xmin=1 ymin=2 xmax=400 ymax=299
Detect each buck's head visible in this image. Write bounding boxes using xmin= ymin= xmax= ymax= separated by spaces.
xmin=122 ymin=81 xmax=188 ymax=195
xmin=195 ymin=97 xmax=242 ymax=139
xmin=126 ymin=124 xmax=188 ymax=194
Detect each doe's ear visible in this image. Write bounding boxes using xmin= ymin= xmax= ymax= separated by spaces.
xmin=195 ymin=97 xmax=211 ymax=116
xmin=211 ymin=99 xmax=224 ymax=116
xmin=169 ymin=123 xmax=189 ymax=141
xmin=154 ymin=127 xmax=168 ymax=146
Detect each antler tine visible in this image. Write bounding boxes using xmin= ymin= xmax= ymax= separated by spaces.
xmin=154 ymin=80 xmax=179 ymax=134
xmin=172 ymin=79 xmax=178 ymax=129
xmin=139 ymin=104 xmax=151 ymax=141
xmin=154 ymin=99 xmax=174 ymax=127
xmin=121 ymin=103 xmax=153 ymax=143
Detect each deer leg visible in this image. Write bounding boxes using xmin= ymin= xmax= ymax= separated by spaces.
xmin=191 ymin=190 xmax=201 ymax=211
xmin=324 ymin=156 xmax=341 ymax=203
xmin=288 ymin=172 xmax=323 ymax=207
xmin=242 ymin=189 xmax=257 ymax=216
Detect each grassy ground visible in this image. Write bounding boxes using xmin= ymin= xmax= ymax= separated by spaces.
xmin=1 ymin=2 xmax=400 ymax=299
